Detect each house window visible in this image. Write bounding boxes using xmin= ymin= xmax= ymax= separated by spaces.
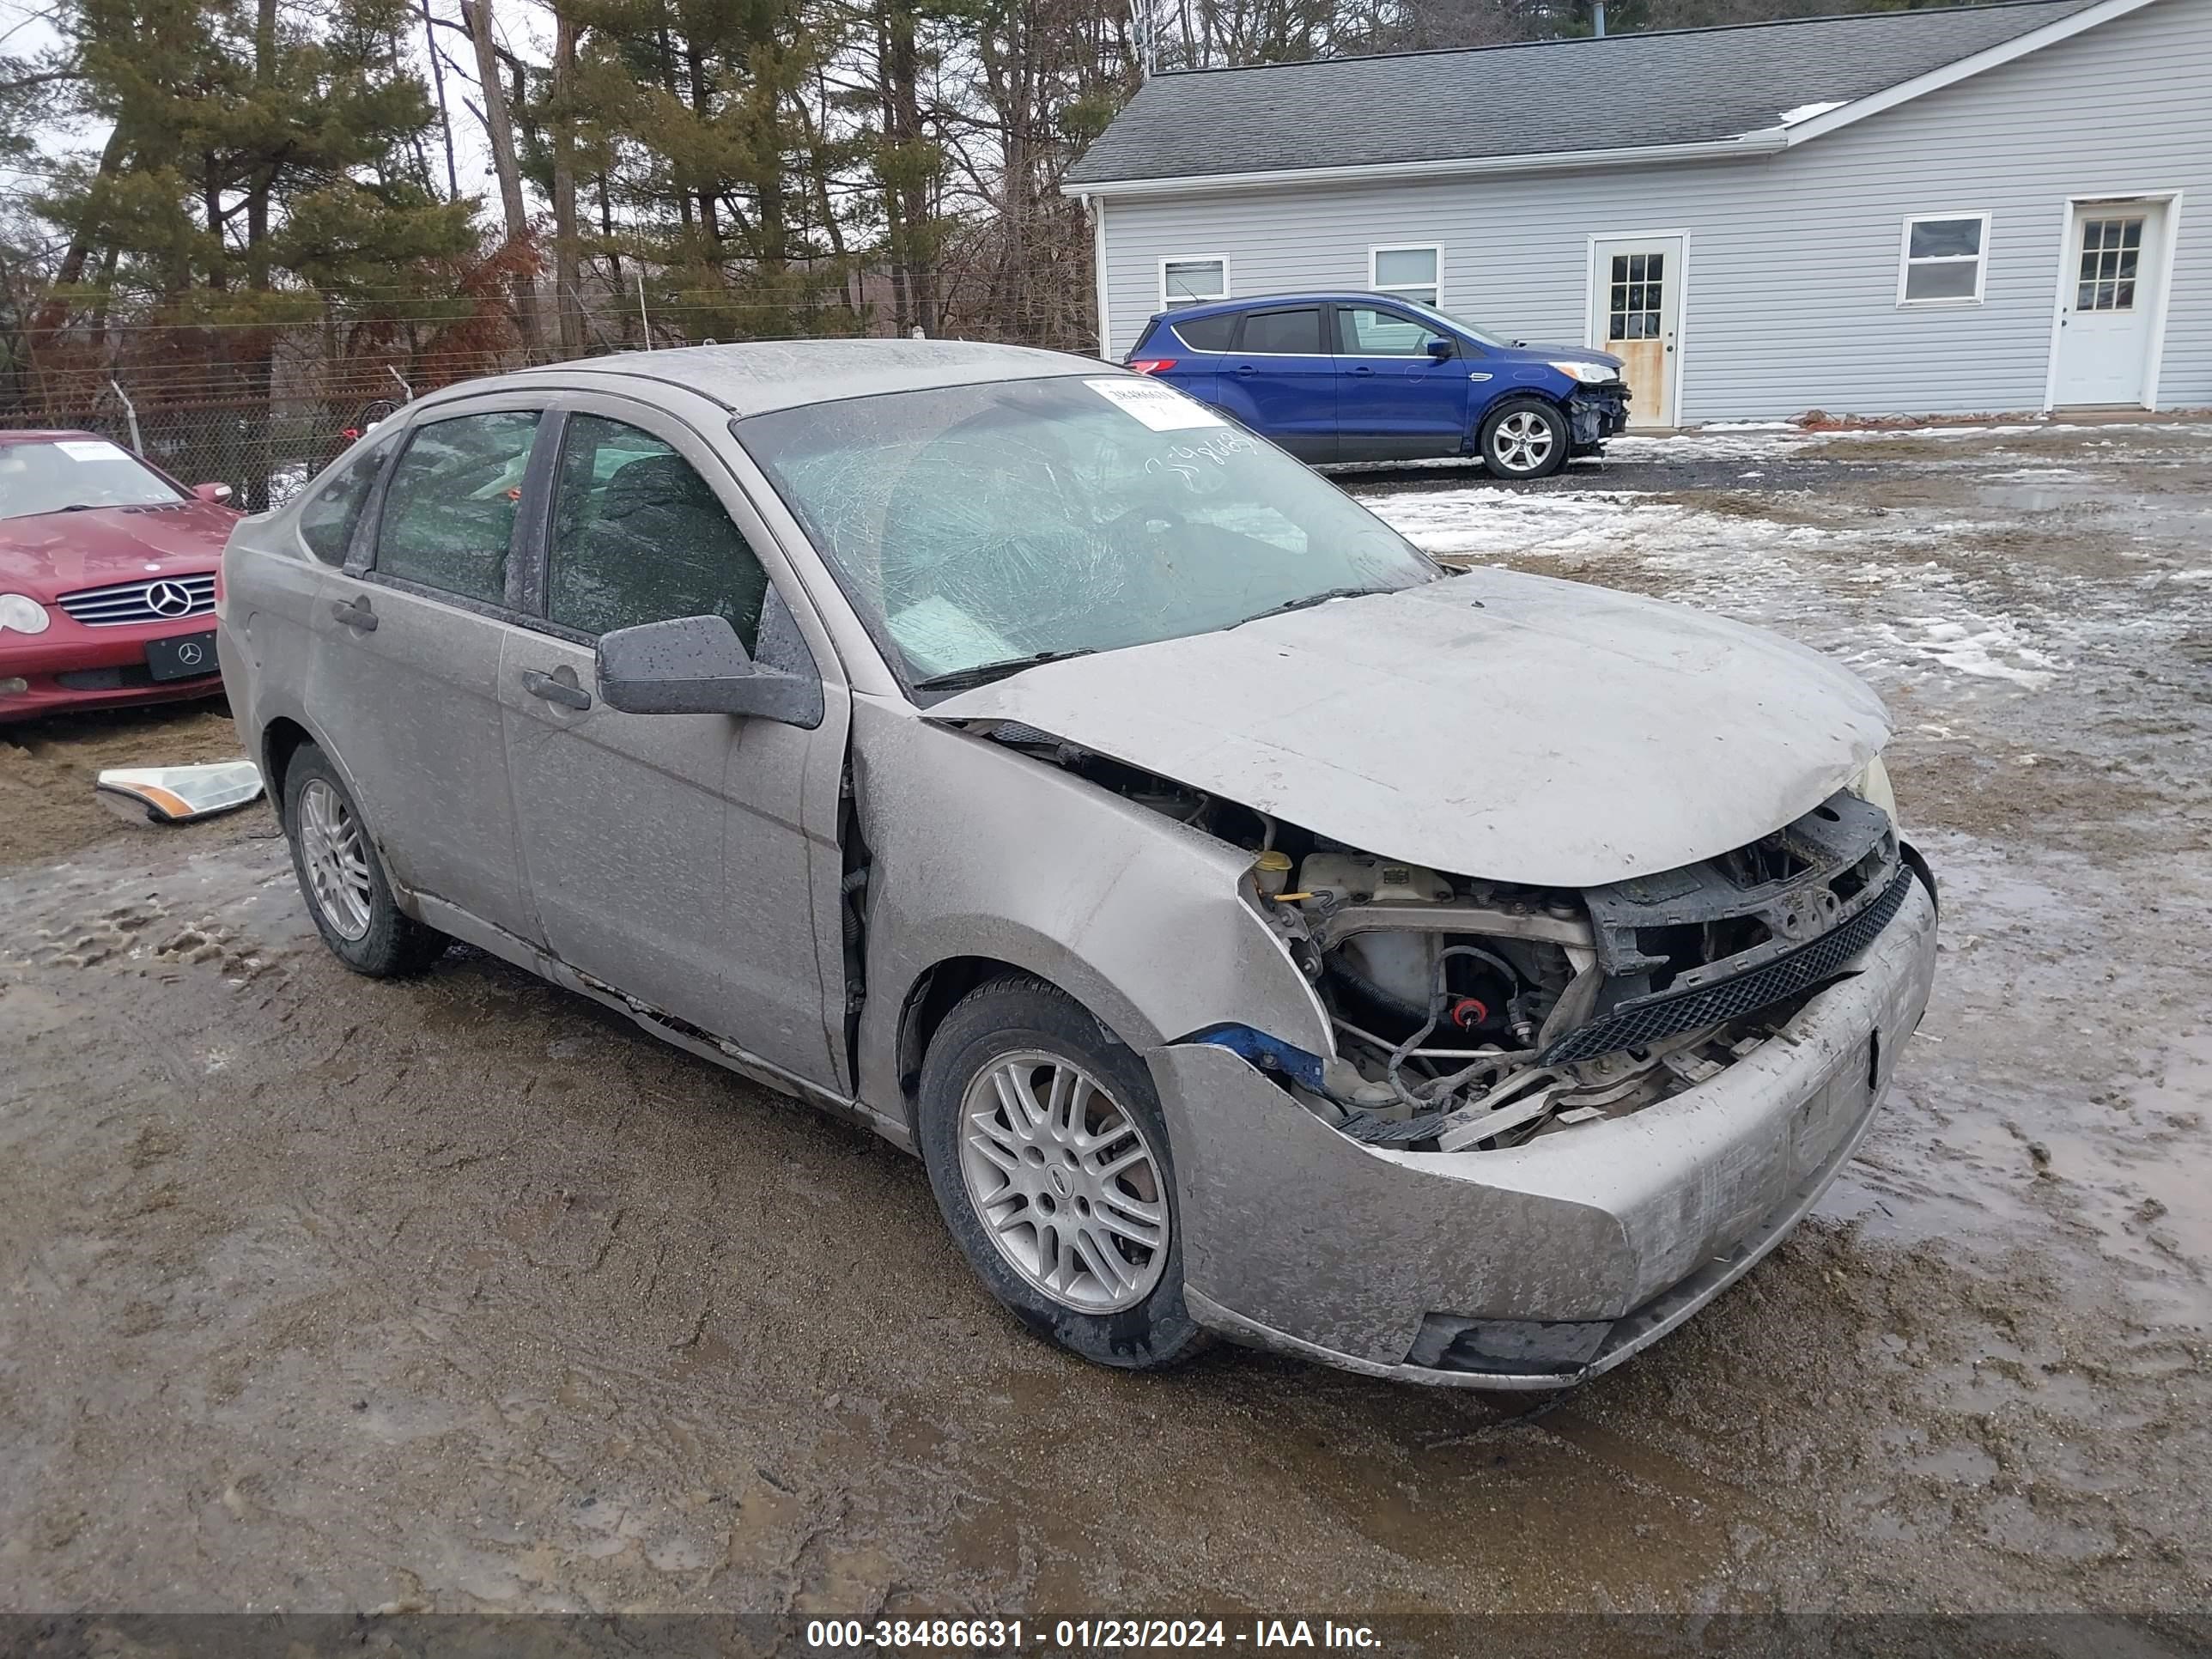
xmin=1607 ymin=252 xmax=1665 ymax=340
xmin=1370 ymin=246 xmax=1441 ymax=307
xmin=1161 ymin=257 xmax=1229 ymax=307
xmin=2075 ymin=215 xmax=2145 ymax=312
xmin=1898 ymin=213 xmax=1990 ymax=305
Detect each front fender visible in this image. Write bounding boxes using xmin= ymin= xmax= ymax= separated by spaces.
xmin=849 ymin=696 xmax=1330 ymax=1123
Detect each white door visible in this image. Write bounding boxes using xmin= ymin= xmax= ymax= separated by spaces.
xmin=2053 ymin=200 xmax=2169 ymax=406
xmin=1590 ymin=235 xmax=1683 ymax=428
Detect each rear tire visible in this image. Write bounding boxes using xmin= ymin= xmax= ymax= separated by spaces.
xmin=281 ymin=744 xmax=446 ymax=978
xmin=917 ymin=976 xmax=1210 ymax=1371
xmin=1479 ymin=396 xmax=1570 ymax=480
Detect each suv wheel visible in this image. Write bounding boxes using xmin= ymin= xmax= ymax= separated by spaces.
xmin=1480 ymin=396 xmax=1570 ymax=480
xmin=917 ymin=977 xmax=1209 ymax=1370
xmin=282 ymin=744 xmax=447 ymax=977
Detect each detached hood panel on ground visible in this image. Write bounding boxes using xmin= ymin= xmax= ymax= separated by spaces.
xmin=928 ymin=569 xmax=1890 ymax=888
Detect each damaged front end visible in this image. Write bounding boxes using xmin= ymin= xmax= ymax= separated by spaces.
xmin=931 ymin=714 xmax=1936 ymax=1383
xmin=1250 ymin=785 xmax=1911 ymax=1155
xmin=961 ymin=714 xmax=1913 ymax=1162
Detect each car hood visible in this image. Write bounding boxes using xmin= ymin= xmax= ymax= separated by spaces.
xmin=1484 ymin=340 xmax=1622 ymax=371
xmin=0 ymin=501 xmax=238 ymax=596
xmin=927 ymin=569 xmax=1889 ymax=887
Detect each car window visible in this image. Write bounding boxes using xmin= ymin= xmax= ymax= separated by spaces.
xmin=1238 ymin=307 xmax=1323 ymax=355
xmin=374 ymin=410 xmax=540 ymax=605
xmin=297 ymin=434 xmax=394 ymax=565
xmin=0 ymin=438 xmax=184 ymax=521
xmin=546 ymin=414 xmax=769 ymax=649
xmin=1337 ymin=306 xmax=1451 ymax=358
xmin=1171 ymin=313 xmax=1237 ymax=351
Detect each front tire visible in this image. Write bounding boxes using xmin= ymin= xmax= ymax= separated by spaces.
xmin=282 ymin=744 xmax=447 ymax=977
xmin=917 ymin=977 xmax=1209 ymax=1370
xmin=1480 ymin=396 xmax=1570 ymax=480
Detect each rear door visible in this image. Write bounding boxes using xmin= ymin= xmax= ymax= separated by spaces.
xmin=497 ymin=397 xmax=851 ymax=1092
xmin=1218 ymin=306 xmax=1335 ymax=462
xmin=1330 ymin=302 xmax=1469 ymax=461
xmin=308 ymin=402 xmax=547 ymax=943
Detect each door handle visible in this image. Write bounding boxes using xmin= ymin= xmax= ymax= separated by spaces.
xmin=1350 ymin=366 xmax=1376 ymax=376
xmin=331 ymin=596 xmax=377 ymax=632
xmin=1234 ymin=364 xmax=1255 ymax=376
xmin=522 ymin=667 xmax=592 ymax=711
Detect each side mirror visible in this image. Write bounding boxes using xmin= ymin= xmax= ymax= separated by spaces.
xmin=596 ymin=613 xmax=822 ymax=726
xmin=193 ymin=482 xmax=234 ymax=504
xmin=1425 ymin=337 xmax=1455 ymax=362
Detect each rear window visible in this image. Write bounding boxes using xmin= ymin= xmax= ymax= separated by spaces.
xmin=1239 ymin=307 xmax=1323 ymax=355
xmin=373 ymin=410 xmax=540 ymax=606
xmin=297 ymin=434 xmax=394 ymax=564
xmin=1170 ymin=313 xmax=1237 ymax=352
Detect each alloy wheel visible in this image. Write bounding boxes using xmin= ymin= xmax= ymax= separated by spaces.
xmin=957 ymin=1050 xmax=1170 ymax=1313
xmin=298 ymin=777 xmax=374 ymax=942
xmin=1492 ymin=410 xmax=1556 ymax=472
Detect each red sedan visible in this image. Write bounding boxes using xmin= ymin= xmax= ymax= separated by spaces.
xmin=0 ymin=430 xmax=241 ymax=722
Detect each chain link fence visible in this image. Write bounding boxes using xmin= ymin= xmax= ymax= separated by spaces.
xmin=1 ymin=262 xmax=1101 ymax=508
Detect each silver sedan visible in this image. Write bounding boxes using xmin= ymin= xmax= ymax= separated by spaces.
xmin=216 ymin=341 xmax=1936 ymax=1387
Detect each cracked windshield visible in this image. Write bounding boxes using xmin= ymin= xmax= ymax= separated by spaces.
xmin=736 ymin=374 xmax=1436 ymax=685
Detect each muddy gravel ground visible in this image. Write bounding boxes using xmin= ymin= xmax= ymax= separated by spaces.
xmin=3 ymin=421 xmax=2209 ymax=1638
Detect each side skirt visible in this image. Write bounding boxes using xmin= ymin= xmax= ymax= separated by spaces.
xmin=408 ymin=891 xmax=918 ymax=1154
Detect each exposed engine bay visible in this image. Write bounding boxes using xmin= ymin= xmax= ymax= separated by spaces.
xmin=969 ymin=719 xmax=1905 ymax=1153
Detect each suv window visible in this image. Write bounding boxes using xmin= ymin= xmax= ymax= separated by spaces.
xmin=1337 ymin=306 xmax=1452 ymax=358
xmin=374 ymin=410 xmax=540 ymax=605
xmin=297 ymin=434 xmax=393 ymax=565
xmin=1238 ymin=307 xmax=1323 ymax=355
xmin=546 ymin=414 xmax=769 ymax=648
xmin=1170 ymin=313 xmax=1237 ymax=351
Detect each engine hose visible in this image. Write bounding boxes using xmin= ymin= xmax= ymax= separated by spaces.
xmin=1322 ymin=957 xmax=1428 ymax=1024
xmin=841 ymin=868 xmax=869 ymax=946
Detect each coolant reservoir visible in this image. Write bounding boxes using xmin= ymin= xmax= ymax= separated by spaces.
xmin=1298 ymin=854 xmax=1454 ymax=1012
xmin=1296 ymin=854 xmax=1453 ymax=908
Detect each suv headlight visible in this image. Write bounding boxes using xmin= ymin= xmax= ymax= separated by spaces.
xmin=1549 ymin=361 xmax=1620 ymax=386
xmin=0 ymin=593 xmax=52 ymax=635
xmin=1850 ymin=755 xmax=1897 ymax=822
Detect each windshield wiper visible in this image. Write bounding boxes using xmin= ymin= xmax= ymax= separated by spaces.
xmin=912 ymin=647 xmax=1097 ymax=692
xmin=1224 ymin=586 xmax=1384 ymax=629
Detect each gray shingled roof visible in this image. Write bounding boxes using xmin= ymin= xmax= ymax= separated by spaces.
xmin=1066 ymin=0 xmax=2112 ymax=185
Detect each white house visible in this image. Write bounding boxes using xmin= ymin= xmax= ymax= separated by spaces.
xmin=1066 ymin=0 xmax=2210 ymax=426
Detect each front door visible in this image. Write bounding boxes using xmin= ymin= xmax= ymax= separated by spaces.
xmin=1329 ymin=302 xmax=1469 ymax=461
xmin=497 ymin=404 xmax=848 ymax=1091
xmin=310 ymin=404 xmax=545 ymax=941
xmin=1589 ymin=235 xmax=1682 ymax=428
xmin=2053 ymin=200 xmax=2170 ymax=407
xmin=1220 ymin=305 xmax=1336 ymax=462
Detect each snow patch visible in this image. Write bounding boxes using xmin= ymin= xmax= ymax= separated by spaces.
xmin=1778 ymin=100 xmax=1845 ymax=125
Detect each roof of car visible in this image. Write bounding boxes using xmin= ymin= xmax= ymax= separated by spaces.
xmin=1065 ymin=0 xmax=2112 ymax=185
xmin=0 ymin=429 xmax=105 ymax=445
xmin=1159 ymin=291 xmax=1432 ymax=318
xmin=435 ymin=339 xmax=1108 ymax=420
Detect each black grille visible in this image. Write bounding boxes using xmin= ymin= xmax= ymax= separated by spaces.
xmin=1539 ymin=868 xmax=1916 ymax=1067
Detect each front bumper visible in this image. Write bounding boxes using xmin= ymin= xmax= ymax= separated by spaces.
xmin=1568 ymin=386 xmax=1631 ymax=450
xmin=0 ymin=614 xmax=224 ymax=722
xmin=1152 ymin=872 xmax=1938 ymax=1389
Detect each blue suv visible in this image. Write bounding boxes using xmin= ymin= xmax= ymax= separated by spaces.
xmin=1125 ymin=293 xmax=1629 ymax=478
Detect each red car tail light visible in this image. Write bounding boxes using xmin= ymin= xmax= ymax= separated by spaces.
xmin=1126 ymin=358 xmax=1176 ymax=376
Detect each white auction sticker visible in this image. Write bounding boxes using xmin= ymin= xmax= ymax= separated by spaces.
xmin=56 ymin=439 xmax=130 ymax=462
xmin=1085 ymin=377 xmax=1225 ymax=432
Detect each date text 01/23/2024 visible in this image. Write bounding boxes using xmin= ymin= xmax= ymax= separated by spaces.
xmin=805 ymin=1619 xmax=1384 ymax=1651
